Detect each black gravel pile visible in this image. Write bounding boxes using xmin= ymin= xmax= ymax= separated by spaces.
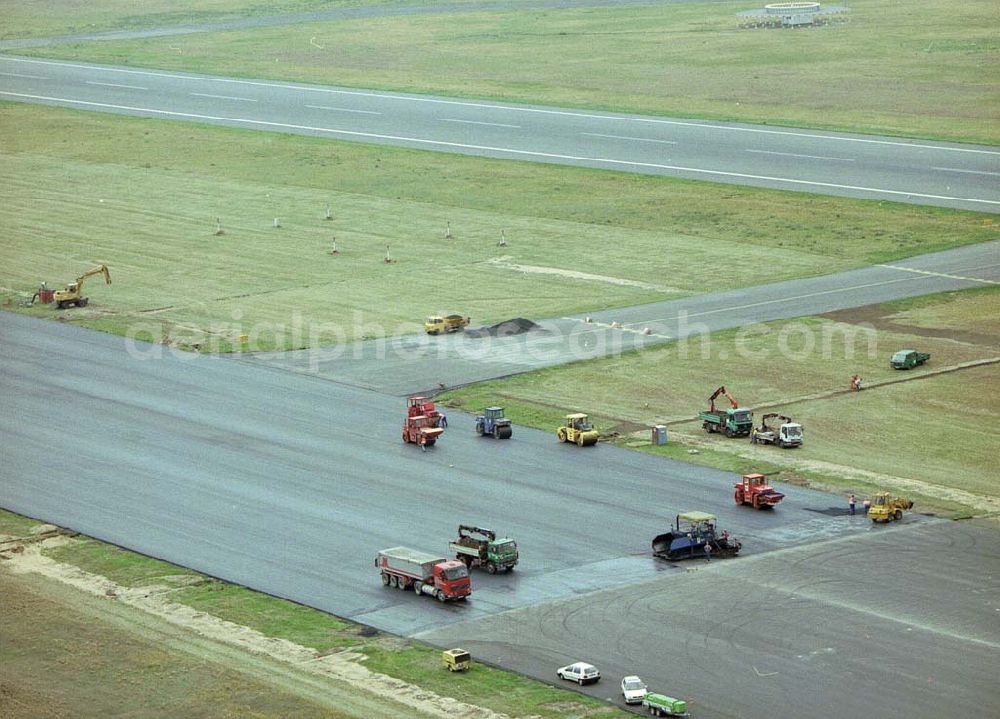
xmin=465 ymin=317 xmax=543 ymax=338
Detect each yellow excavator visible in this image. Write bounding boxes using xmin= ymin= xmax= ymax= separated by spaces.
xmin=53 ymin=264 xmax=111 ymax=309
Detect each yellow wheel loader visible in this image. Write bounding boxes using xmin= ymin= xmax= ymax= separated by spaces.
xmin=868 ymin=492 xmax=913 ymax=523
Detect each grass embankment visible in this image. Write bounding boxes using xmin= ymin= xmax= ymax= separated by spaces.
xmin=2 ymin=103 xmax=994 ymax=351
xmin=440 ymin=288 xmax=1000 ymax=516
xmin=0 ymin=509 xmax=623 ymax=718
xmin=11 ymin=0 xmax=999 ymax=143
xmin=1 ymin=573 xmax=358 ymax=719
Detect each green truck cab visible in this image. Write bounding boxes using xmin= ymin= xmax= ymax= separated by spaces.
xmin=890 ymin=349 xmax=930 ymax=370
xmin=449 ymin=525 xmax=519 ymax=574
xmin=699 ymin=407 xmax=753 ymax=438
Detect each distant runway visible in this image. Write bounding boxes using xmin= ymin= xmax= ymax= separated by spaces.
xmin=2 ymin=56 xmax=997 ymax=212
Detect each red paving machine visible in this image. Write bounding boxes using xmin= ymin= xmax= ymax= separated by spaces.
xmin=734 ymin=473 xmax=785 ymax=510
xmin=403 ymin=395 xmax=444 ymax=450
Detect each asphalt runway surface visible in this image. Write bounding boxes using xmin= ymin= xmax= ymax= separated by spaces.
xmin=248 ymin=241 xmax=1000 ymax=394
xmin=2 ymin=55 xmax=998 ymax=212
xmin=1 ymin=312 xmax=876 ymax=635
xmin=421 ymin=519 xmax=1000 ymax=719
xmin=2 ymin=312 xmax=999 ymax=719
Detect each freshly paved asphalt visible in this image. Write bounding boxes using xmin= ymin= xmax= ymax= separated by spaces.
xmin=1 ymin=312 xmax=873 ymax=636
xmin=420 ymin=519 xmax=1000 ymax=719
xmin=2 ymin=311 xmax=997 ymax=719
xmin=247 ymin=240 xmax=1000 ymax=394
xmin=1 ymin=56 xmax=997 ymax=212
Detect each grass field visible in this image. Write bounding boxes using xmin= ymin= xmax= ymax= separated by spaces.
xmin=0 ymin=0 xmax=503 ymax=40
xmin=2 ymin=103 xmax=993 ymax=351
xmin=0 ymin=511 xmax=623 ymax=719
xmin=1 ymin=573 xmax=359 ymax=719
xmin=440 ymin=287 xmax=1000 ymax=513
xmin=11 ymin=0 xmax=999 ymax=143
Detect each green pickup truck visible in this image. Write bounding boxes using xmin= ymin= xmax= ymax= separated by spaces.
xmin=642 ymin=693 xmax=689 ymax=717
xmin=890 ymin=349 xmax=930 ymax=370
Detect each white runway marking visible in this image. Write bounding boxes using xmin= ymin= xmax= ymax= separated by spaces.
xmin=747 ymin=149 xmax=854 ymax=162
xmin=582 ymin=132 xmax=677 ymax=145
xmin=190 ymin=92 xmax=257 ymax=102
xmin=932 ymin=166 xmax=1000 ymax=177
xmin=1 ymin=71 xmax=47 ymax=79
xmin=441 ymin=118 xmax=521 ymax=128
xmin=877 ymin=264 xmax=998 ymax=285
xmin=305 ymin=104 xmax=381 ymax=115
xmin=85 ymin=80 xmax=148 ymax=90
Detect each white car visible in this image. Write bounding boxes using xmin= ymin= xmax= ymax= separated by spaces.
xmin=557 ymin=662 xmax=601 ymax=685
xmin=621 ymin=675 xmax=648 ymax=704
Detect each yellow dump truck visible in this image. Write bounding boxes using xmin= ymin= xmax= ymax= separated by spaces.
xmin=425 ymin=314 xmax=470 ymax=335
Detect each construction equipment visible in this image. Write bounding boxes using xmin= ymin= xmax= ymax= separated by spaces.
xmin=442 ymin=648 xmax=471 ymax=672
xmin=53 ymin=264 xmax=110 ymax=309
xmin=750 ymin=413 xmax=803 ymax=448
xmin=558 ymin=413 xmax=599 ymax=446
xmin=449 ymin=525 xmax=518 ymax=574
xmin=868 ymin=493 xmax=913 ymax=523
xmin=403 ymin=396 xmax=444 ymax=449
xmin=475 ymin=407 xmax=512 ymax=439
xmin=425 ymin=314 xmax=470 ymax=335
xmin=375 ymin=547 xmax=472 ymax=602
xmin=698 ymin=386 xmax=753 ymax=438
xmin=652 ymin=512 xmax=741 ymax=561
xmin=403 ymin=415 xmax=443 ymax=450
xmin=407 ymin=396 xmax=442 ymax=424
xmin=734 ymin=473 xmax=785 ymax=509
xmin=642 ymin=693 xmax=689 ymax=717
xmin=891 ymin=349 xmax=930 ymax=370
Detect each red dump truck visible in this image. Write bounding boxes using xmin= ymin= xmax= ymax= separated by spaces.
xmin=375 ymin=547 xmax=472 ymax=602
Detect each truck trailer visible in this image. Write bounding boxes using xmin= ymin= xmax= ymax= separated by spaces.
xmin=376 ymin=547 xmax=472 ymax=602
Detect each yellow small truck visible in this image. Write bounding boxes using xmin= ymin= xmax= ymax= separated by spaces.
xmin=425 ymin=314 xmax=470 ymax=335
